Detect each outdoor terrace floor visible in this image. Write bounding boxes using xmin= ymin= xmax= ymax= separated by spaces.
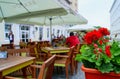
xmin=52 ymin=62 xmax=85 ymax=79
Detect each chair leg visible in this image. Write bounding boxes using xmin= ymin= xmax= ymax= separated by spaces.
xmin=71 ymin=57 xmax=75 ymax=74
xmin=70 ymin=61 xmax=74 ymax=75
xmin=65 ymin=65 xmax=69 ymax=79
xmin=75 ymin=61 xmax=78 ymax=73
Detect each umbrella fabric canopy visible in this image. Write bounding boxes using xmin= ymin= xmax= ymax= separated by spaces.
xmin=7 ymin=13 xmax=88 ymax=25
xmin=67 ymin=25 xmax=95 ymax=32
xmin=10 ymin=13 xmax=88 ymax=42
xmin=0 ymin=0 xmax=68 ymax=22
xmin=0 ymin=0 xmax=88 ymax=42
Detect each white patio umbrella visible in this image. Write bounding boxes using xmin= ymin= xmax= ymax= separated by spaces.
xmin=7 ymin=13 xmax=88 ymax=42
xmin=0 ymin=0 xmax=88 ymax=41
xmin=67 ymin=24 xmax=95 ymax=32
xmin=0 ymin=0 xmax=68 ymax=22
xmin=7 ymin=13 xmax=87 ymax=25
xmin=0 ymin=0 xmax=69 ymax=42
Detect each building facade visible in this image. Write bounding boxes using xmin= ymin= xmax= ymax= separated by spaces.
xmin=70 ymin=0 xmax=78 ymax=12
xmin=57 ymin=0 xmax=78 ymax=13
xmin=0 ymin=21 xmax=68 ymax=45
xmin=110 ymin=0 xmax=120 ymax=40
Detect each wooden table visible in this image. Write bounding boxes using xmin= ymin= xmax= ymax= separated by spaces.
xmin=0 ymin=55 xmax=35 ymax=79
xmin=41 ymin=47 xmax=70 ymax=55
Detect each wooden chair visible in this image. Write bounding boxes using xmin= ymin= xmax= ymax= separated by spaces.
xmin=28 ymin=45 xmax=47 ymax=64
xmin=7 ymin=48 xmax=32 ymax=76
xmin=1 ymin=44 xmax=15 ymax=49
xmin=37 ymin=41 xmax=45 ymax=53
xmin=19 ymin=41 xmax=27 ymax=48
xmin=5 ymin=55 xmax=56 ymax=79
xmin=0 ymin=46 xmax=7 ymax=51
xmin=7 ymin=48 xmax=30 ymax=56
xmin=54 ymin=46 xmax=74 ymax=79
xmin=27 ymin=42 xmax=36 ymax=48
xmin=44 ymin=41 xmax=51 ymax=47
xmin=72 ymin=44 xmax=81 ymax=73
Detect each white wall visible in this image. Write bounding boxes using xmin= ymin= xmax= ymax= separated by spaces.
xmin=0 ymin=21 xmax=6 ymax=46
xmin=110 ymin=0 xmax=120 ymax=40
xmin=12 ymin=24 xmax=20 ymax=45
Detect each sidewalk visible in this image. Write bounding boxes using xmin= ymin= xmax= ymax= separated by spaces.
xmin=52 ymin=62 xmax=85 ymax=79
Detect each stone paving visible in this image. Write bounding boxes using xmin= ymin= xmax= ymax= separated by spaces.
xmin=52 ymin=62 xmax=85 ymax=79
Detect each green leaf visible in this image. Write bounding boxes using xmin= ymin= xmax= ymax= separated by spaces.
xmin=112 ymin=56 xmax=120 ymax=65
xmin=114 ymin=66 xmax=120 ymax=73
xmin=96 ymin=63 xmax=113 ymax=73
xmin=95 ymin=55 xmax=102 ymax=66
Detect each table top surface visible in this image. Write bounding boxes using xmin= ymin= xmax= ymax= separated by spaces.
xmin=0 ymin=55 xmax=35 ymax=71
xmin=42 ymin=47 xmax=70 ymax=51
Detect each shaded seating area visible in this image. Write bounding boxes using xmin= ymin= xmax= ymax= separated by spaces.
xmin=0 ymin=39 xmax=82 ymax=79
xmin=5 ymin=55 xmax=56 ymax=79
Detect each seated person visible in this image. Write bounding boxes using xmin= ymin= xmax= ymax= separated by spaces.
xmin=66 ymin=32 xmax=80 ymax=47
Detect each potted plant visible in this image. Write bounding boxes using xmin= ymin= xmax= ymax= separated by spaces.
xmin=75 ymin=27 xmax=120 ymax=79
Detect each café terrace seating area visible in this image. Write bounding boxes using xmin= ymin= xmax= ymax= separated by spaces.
xmin=0 ymin=40 xmax=85 ymax=79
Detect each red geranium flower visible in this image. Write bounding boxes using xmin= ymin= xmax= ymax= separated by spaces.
xmin=98 ymin=27 xmax=110 ymax=36
xmin=105 ymin=45 xmax=111 ymax=57
xmin=84 ymin=30 xmax=102 ymax=44
xmin=99 ymin=40 xmax=103 ymax=45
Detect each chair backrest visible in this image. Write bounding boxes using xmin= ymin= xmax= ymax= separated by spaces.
xmin=74 ymin=44 xmax=80 ymax=53
xmin=38 ymin=55 xmax=56 ymax=79
xmin=44 ymin=41 xmax=51 ymax=47
xmin=1 ymin=44 xmax=14 ymax=49
xmin=7 ymin=48 xmax=30 ymax=56
xmin=28 ymin=45 xmax=39 ymax=58
xmin=27 ymin=42 xmax=36 ymax=48
xmin=38 ymin=41 xmax=45 ymax=47
xmin=19 ymin=41 xmax=27 ymax=48
xmin=0 ymin=46 xmax=7 ymax=51
xmin=67 ymin=46 xmax=74 ymax=61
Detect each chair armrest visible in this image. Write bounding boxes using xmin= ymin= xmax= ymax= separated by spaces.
xmin=30 ymin=65 xmax=42 ymax=69
xmin=5 ymin=76 xmax=36 ymax=79
xmin=5 ymin=76 xmax=22 ymax=79
xmin=56 ymin=55 xmax=69 ymax=58
xmin=30 ymin=53 xmax=46 ymax=56
xmin=37 ymin=53 xmax=47 ymax=56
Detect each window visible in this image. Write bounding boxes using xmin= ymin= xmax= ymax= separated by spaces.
xmin=5 ymin=24 xmax=12 ymax=40
xmin=20 ymin=25 xmax=30 ymax=42
xmin=57 ymin=30 xmax=60 ymax=37
xmin=47 ymin=28 xmax=49 ymax=38
xmin=39 ymin=27 xmax=43 ymax=40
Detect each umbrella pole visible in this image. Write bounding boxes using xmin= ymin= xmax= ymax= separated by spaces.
xmin=50 ymin=18 xmax=52 ymax=43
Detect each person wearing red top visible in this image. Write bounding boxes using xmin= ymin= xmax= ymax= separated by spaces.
xmin=66 ymin=32 xmax=80 ymax=47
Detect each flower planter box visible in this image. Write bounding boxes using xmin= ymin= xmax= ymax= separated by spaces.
xmin=81 ymin=65 xmax=120 ymax=79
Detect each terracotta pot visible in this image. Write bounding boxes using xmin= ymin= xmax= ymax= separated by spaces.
xmin=81 ymin=65 xmax=120 ymax=79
